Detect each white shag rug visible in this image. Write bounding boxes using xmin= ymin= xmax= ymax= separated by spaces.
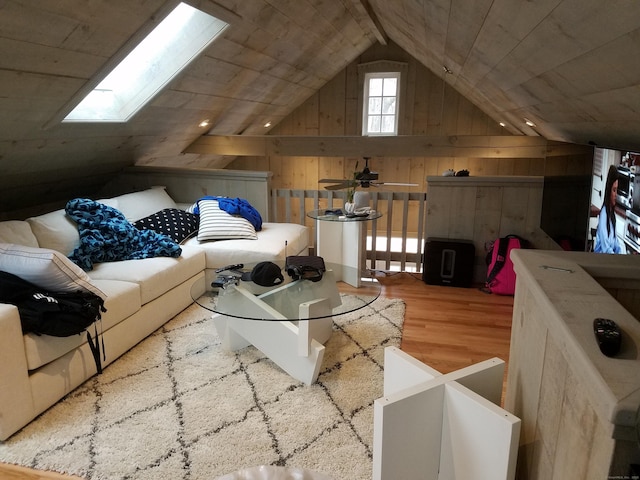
xmin=0 ymin=295 xmax=405 ymax=480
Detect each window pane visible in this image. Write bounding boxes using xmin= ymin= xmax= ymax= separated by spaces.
xmin=368 ymin=115 xmax=381 ymax=133
xmin=381 ymin=115 xmax=395 ymax=133
xmin=382 ymin=97 xmax=396 ymax=115
xmin=369 ymin=78 xmax=383 ymax=97
xmin=383 ymin=77 xmax=397 ymax=96
xmin=368 ymin=97 xmax=382 ymax=115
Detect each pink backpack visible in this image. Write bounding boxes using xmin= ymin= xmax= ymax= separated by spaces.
xmin=485 ymin=235 xmax=527 ymax=295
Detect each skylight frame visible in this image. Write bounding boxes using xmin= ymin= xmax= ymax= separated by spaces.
xmin=62 ymin=2 xmax=228 ymax=123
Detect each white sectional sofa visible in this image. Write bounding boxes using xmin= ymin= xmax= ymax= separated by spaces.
xmin=0 ymin=187 xmax=309 ymax=440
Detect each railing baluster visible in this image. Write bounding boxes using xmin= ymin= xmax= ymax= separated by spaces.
xmin=400 ymin=191 xmax=410 ymax=272
xmin=370 ymin=190 xmax=379 ymax=271
xmin=385 ymin=193 xmax=394 ymax=270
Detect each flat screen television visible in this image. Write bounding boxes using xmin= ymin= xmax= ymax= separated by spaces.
xmin=588 ymin=147 xmax=640 ymax=254
xmin=539 ymin=146 xmax=640 ymax=253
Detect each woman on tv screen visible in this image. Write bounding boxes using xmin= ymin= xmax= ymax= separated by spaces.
xmin=594 ymin=165 xmax=623 ymax=254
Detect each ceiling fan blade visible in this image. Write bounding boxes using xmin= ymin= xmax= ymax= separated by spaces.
xmin=373 ymin=181 xmax=419 ymax=187
xmin=319 ymin=178 xmax=348 ymax=183
xmin=323 ymin=183 xmax=350 ymax=190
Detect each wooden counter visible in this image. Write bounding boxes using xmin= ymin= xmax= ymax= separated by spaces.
xmin=506 ymin=249 xmax=640 ymax=479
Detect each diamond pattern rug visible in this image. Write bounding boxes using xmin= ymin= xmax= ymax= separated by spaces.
xmin=0 ymin=295 xmax=404 ymax=480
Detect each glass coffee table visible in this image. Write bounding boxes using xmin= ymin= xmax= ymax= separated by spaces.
xmin=191 ymin=261 xmax=380 ymax=385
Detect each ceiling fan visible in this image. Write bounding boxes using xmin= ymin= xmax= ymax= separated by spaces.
xmin=319 ymin=157 xmax=418 ymax=190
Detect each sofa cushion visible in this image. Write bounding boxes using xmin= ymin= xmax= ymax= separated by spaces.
xmin=0 ymin=243 xmax=105 ymax=298
xmin=113 ymin=186 xmax=178 ymax=222
xmin=87 ymin=247 xmax=205 ymax=304
xmin=182 ymin=222 xmax=309 ymax=269
xmin=0 ymin=220 xmax=39 ymax=247
xmin=133 ymin=208 xmax=199 ymax=244
xmin=26 ymin=208 xmax=80 ymax=255
xmin=22 ymin=279 xmax=141 ymax=370
xmin=197 ymin=198 xmax=257 ymax=241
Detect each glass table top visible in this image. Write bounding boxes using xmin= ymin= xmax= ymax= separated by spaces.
xmin=307 ymin=208 xmax=382 ymax=222
xmin=191 ymin=261 xmax=381 ymax=321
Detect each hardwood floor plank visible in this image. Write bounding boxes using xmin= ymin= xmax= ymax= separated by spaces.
xmin=0 ymin=271 xmax=513 ymax=479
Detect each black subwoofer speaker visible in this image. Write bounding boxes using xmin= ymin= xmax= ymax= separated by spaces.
xmin=423 ymin=237 xmax=475 ymax=287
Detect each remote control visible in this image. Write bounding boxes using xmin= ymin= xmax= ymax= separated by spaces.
xmin=593 ymin=318 xmax=622 ymax=357
xmin=215 ymin=264 xmax=244 ymax=273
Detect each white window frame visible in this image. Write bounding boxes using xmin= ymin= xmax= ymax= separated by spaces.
xmin=362 ymin=71 xmax=401 ymax=136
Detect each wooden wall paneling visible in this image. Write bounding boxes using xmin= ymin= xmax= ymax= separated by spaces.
xmin=510 ymin=158 xmax=533 ymax=176
xmin=410 ymin=70 xmax=428 ymax=135
xmin=302 ymin=156 xmax=318 ymax=190
xmin=344 ymin=63 xmax=360 ymax=135
xmin=281 ymin=157 xmax=297 ymax=191
xmin=406 ymin=156 xmax=426 ymax=192
xmin=400 ymin=59 xmax=416 ymax=135
xmin=506 ymin=287 xmax=547 ymax=479
xmin=448 ymin=185 xmax=477 ymax=240
xmin=425 ymin=183 xmax=452 ymax=238
xmin=534 ymin=334 xmax=567 ymax=479
xmin=318 ymin=156 xmax=336 ymax=188
xmin=424 ymin=157 xmax=445 ymax=179
xmin=472 ymin=185 xmax=504 ymax=252
xmin=553 ymin=367 xmax=606 ymax=480
xmin=499 ymin=186 xmax=530 ymax=235
xmin=441 ymin=84 xmax=460 ymax=135
xmin=426 ymin=74 xmax=446 ymax=135
xmin=455 ymin=94 xmax=476 ymax=135
xmin=404 ymin=63 xmax=420 ymax=134
xmin=318 ymin=70 xmax=347 ymax=136
xmin=304 ymin=93 xmax=320 ymax=135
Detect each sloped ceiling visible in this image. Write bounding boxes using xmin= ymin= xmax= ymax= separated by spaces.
xmin=1 ymin=0 xmax=640 ymax=213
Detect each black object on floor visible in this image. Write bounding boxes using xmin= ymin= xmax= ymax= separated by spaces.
xmin=423 ymin=237 xmax=475 ymax=288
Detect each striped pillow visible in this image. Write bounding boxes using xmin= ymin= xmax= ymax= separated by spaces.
xmin=197 ymin=199 xmax=257 ymax=241
xmin=0 ymin=243 xmax=105 ymax=298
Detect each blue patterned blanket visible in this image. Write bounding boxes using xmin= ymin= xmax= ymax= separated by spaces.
xmin=66 ymin=199 xmax=182 ymax=271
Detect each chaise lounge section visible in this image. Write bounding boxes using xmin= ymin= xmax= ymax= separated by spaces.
xmin=0 ymin=186 xmax=308 ymax=440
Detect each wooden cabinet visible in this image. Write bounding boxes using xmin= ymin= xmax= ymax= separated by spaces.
xmin=506 ymin=249 xmax=640 ymax=479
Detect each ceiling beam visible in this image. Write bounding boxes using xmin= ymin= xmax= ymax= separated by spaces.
xmin=184 ymin=134 xmax=591 ymax=158
xmin=346 ymin=0 xmax=388 ymax=45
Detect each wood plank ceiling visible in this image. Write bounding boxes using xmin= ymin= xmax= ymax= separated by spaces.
xmin=1 ymin=0 xmax=640 ymax=213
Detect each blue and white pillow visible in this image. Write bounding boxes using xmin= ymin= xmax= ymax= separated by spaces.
xmin=196 ymin=199 xmax=257 ymax=241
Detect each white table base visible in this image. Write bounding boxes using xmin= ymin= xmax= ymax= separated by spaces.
xmin=213 ymin=271 xmax=341 ymax=385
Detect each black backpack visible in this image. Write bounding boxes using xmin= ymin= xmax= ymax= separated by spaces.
xmin=0 ymin=270 xmax=107 ymax=372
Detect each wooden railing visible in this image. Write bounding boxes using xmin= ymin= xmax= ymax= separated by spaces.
xmin=271 ymin=189 xmax=427 ymax=272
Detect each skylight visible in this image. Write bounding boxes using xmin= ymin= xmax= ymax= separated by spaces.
xmin=64 ymin=2 xmax=228 ymax=122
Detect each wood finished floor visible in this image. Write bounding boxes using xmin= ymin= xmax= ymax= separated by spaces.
xmin=0 ymin=271 xmax=514 ymax=479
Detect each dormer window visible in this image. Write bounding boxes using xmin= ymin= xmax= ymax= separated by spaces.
xmin=62 ymin=2 xmax=228 ymax=123
xmin=362 ymin=72 xmax=401 ymax=136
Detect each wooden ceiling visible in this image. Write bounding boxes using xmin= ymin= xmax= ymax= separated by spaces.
xmin=1 ymin=0 xmax=640 ymax=212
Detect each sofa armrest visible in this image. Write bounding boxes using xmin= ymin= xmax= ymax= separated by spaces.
xmin=0 ymin=303 xmax=35 ymax=440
